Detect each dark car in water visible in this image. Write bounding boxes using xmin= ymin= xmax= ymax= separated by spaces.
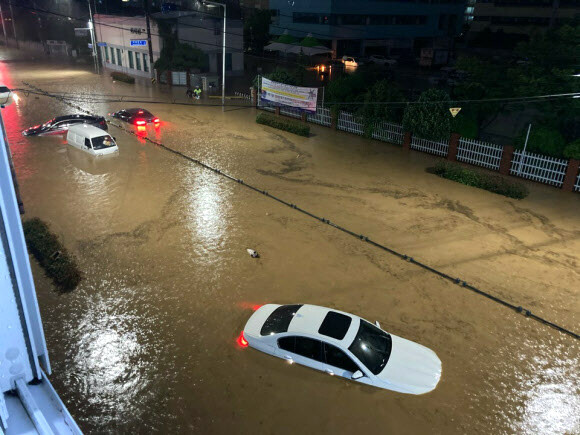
xmin=22 ymin=115 xmax=107 ymax=136
xmin=110 ymin=108 xmax=159 ymax=126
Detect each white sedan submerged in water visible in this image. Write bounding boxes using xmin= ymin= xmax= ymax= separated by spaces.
xmin=241 ymin=304 xmax=442 ymax=394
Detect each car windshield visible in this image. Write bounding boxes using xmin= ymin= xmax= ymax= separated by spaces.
xmin=91 ymin=135 xmax=115 ymax=150
xmin=260 ymin=304 xmax=303 ymax=336
xmin=42 ymin=118 xmax=56 ymax=128
xmin=348 ymin=320 xmax=392 ymax=375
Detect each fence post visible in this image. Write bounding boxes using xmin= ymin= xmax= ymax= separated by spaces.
xmin=186 ymin=69 xmax=191 ymax=88
xmin=301 ymin=112 xmax=307 ymax=123
xmin=403 ymin=132 xmax=412 ymax=150
xmin=275 ymin=106 xmax=280 ymax=117
xmin=167 ymin=70 xmax=173 ymax=86
xmin=447 ymin=133 xmax=460 ymax=161
xmin=330 ymin=107 xmax=338 ymax=130
xmin=499 ymin=145 xmax=514 ymax=175
xmin=251 ymin=87 xmax=257 ymax=108
xmin=561 ymin=159 xmax=580 ymax=192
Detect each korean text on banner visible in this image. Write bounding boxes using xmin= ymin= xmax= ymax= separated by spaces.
xmin=260 ymin=78 xmax=318 ymax=113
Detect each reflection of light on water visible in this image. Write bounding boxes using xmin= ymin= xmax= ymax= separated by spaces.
xmin=185 ymin=169 xmax=231 ymax=252
xmin=517 ymin=349 xmax=580 ymax=435
xmin=521 ymin=382 xmax=580 ymax=434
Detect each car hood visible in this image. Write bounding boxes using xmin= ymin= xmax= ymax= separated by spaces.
xmin=376 ymin=335 xmax=441 ymax=395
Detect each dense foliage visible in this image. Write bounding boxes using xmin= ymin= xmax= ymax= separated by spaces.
xmin=154 ymin=42 xmax=208 ymax=72
xmin=357 ymin=80 xmax=405 ymax=137
xmin=256 ymin=113 xmax=310 ymax=137
xmin=429 ymin=162 xmax=529 ymax=199
xmin=23 ymin=218 xmax=82 ymax=291
xmin=403 ymin=89 xmax=452 ymax=141
xmin=243 ymin=9 xmax=272 ymax=53
xmin=513 ymin=125 xmax=566 ymax=158
xmin=563 ymin=140 xmax=580 ymax=160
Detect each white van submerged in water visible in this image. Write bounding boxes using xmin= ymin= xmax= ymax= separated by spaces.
xmin=67 ymin=124 xmax=118 ymax=156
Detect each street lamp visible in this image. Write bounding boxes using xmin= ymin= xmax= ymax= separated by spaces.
xmin=203 ymin=0 xmax=226 ymax=112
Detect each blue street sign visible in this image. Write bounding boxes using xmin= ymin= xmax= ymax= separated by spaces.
xmin=97 ymin=42 xmax=107 ymax=47
xmin=130 ymin=40 xmax=147 ymax=46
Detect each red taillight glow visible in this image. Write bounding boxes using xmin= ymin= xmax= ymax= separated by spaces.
xmin=153 ymin=118 xmax=159 ymax=123
xmin=33 ymin=125 xmax=40 ymax=129
xmin=135 ymin=120 xmax=146 ymax=126
xmin=252 ymin=304 xmax=263 ymax=311
xmin=138 ymin=110 xmax=144 ymax=114
xmin=237 ymin=331 xmax=248 ymax=347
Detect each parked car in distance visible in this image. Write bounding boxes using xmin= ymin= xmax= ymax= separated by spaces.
xmin=110 ymin=108 xmax=159 ymax=126
xmin=342 ymin=56 xmax=364 ymax=68
xmin=240 ymin=303 xmax=442 ymax=395
xmin=368 ymin=55 xmax=397 ymax=66
xmin=22 ymin=115 xmax=107 ymax=136
xmin=67 ymin=124 xmax=118 ymax=156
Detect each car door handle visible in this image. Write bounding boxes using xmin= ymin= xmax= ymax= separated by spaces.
xmin=325 ymin=369 xmax=334 ymax=376
xmin=283 ymin=355 xmax=294 ymax=364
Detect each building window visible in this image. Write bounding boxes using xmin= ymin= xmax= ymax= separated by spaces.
xmin=104 ymin=46 xmax=109 ymax=62
xmin=135 ymin=53 xmax=141 ymax=70
xmin=143 ymin=54 xmax=149 ymax=72
xmin=110 ymin=47 xmax=115 ymax=64
xmin=128 ymin=50 xmax=134 ymax=69
xmin=116 ymin=48 xmax=122 ymax=66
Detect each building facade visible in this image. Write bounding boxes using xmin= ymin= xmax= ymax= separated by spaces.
xmin=471 ymin=0 xmax=579 ymax=35
xmin=269 ymin=0 xmax=466 ymax=57
xmin=94 ymin=14 xmax=161 ymax=79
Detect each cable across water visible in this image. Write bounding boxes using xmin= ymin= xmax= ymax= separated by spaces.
xmin=23 ymin=81 xmax=579 ymax=341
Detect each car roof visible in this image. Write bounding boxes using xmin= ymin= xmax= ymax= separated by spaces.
xmin=68 ymin=124 xmax=109 ymax=138
xmin=54 ymin=114 xmax=97 ymax=122
xmin=126 ymin=108 xmax=151 ymax=115
xmin=287 ymin=304 xmax=360 ymax=345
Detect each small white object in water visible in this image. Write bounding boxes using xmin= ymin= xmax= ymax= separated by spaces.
xmin=247 ymin=249 xmax=260 ymax=258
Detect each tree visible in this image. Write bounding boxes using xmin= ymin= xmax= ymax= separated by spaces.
xmin=243 ymin=9 xmax=271 ymax=53
xmin=357 ymin=80 xmax=405 ymax=137
xmin=403 ymin=89 xmax=452 ymax=140
xmin=154 ymin=42 xmax=208 ymax=72
xmin=253 ymin=68 xmax=298 ymax=88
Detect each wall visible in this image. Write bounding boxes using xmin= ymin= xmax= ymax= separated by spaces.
xmin=94 ymin=14 xmax=162 ymax=79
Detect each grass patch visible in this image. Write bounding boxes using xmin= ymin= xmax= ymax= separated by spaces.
xmin=256 ymin=112 xmax=310 ymax=137
xmin=22 ymin=218 xmax=81 ymax=292
xmin=428 ymin=161 xmax=529 ymax=199
xmin=111 ymin=71 xmax=135 ymax=84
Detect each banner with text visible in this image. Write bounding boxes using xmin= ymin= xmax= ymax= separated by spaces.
xmin=260 ymin=78 xmax=318 ymax=113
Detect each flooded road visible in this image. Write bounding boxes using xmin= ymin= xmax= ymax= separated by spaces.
xmin=2 ymin=53 xmax=579 ymax=434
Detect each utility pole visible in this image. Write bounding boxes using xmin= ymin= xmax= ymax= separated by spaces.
xmin=87 ymin=0 xmax=99 ymax=74
xmin=144 ymin=0 xmax=154 ymax=74
xmin=8 ymin=0 xmax=18 ymax=49
xmin=517 ymin=123 xmax=532 ymax=176
xmin=0 ymin=1 xmax=8 ymax=46
xmin=203 ymin=0 xmax=226 ymax=112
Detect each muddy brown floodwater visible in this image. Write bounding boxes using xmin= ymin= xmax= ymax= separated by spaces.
xmin=2 ymin=52 xmax=579 ymax=434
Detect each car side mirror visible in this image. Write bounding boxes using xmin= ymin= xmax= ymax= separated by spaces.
xmin=113 ymin=137 xmax=116 ymax=141
xmin=352 ymin=370 xmax=364 ymax=380
xmin=375 ymin=320 xmax=380 ymax=328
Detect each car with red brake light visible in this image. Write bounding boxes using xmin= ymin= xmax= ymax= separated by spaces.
xmin=110 ymin=108 xmax=159 ymax=126
xmin=241 ymin=304 xmax=442 ymax=395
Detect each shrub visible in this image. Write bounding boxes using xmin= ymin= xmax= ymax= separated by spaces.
xmin=563 ymin=139 xmax=580 ymax=159
xmin=513 ymin=125 xmax=566 ymax=158
xmin=111 ymin=72 xmax=135 ymax=84
xmin=23 ymin=218 xmax=82 ymax=292
xmin=429 ymin=161 xmax=529 ymax=199
xmin=256 ymin=112 xmax=310 ymax=137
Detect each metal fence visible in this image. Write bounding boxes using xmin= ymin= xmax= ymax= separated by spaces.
xmin=307 ymin=107 xmax=332 ymax=127
xmin=457 ymin=138 xmax=504 ymax=170
xmin=372 ymin=121 xmax=404 ymax=145
xmin=411 ymin=136 xmax=449 ymax=157
xmin=509 ymin=151 xmax=569 ymax=187
xmin=337 ymin=111 xmax=364 ymax=135
xmin=280 ymin=106 xmax=302 ymax=119
xmin=234 ymin=91 xmax=252 ymax=102
xmin=575 ymin=173 xmax=580 ymax=192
